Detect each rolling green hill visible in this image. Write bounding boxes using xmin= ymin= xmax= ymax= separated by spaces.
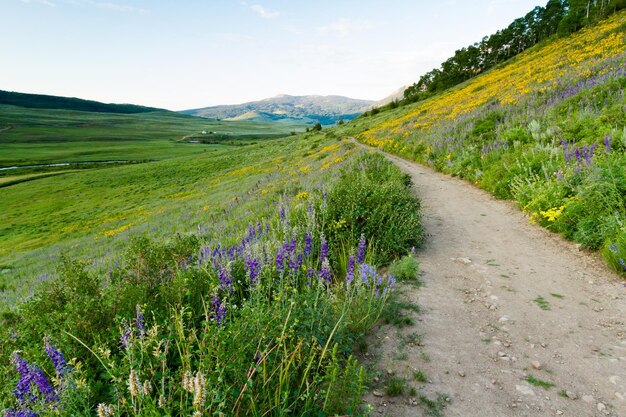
xmin=0 ymin=102 xmax=304 ymax=168
xmin=0 ymin=89 xmax=162 ymax=114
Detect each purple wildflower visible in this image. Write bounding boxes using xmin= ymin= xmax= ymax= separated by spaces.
xmin=304 ymin=232 xmax=312 ymax=256
xmin=320 ymin=235 xmax=328 ymax=261
xmin=346 ymin=254 xmax=355 ymax=286
xmin=245 ymin=253 xmax=261 ymax=284
xmin=44 ymin=341 xmax=68 ymax=377
xmin=279 ymin=205 xmax=286 ymax=222
xmin=275 ymin=245 xmax=287 ymax=273
xmin=318 ymin=259 xmax=332 ymax=285
xmin=120 ymin=328 xmax=131 ymax=349
xmin=10 ymin=352 xmax=58 ymax=406
xmin=218 ymin=265 xmax=233 ymax=293
xmin=211 ymin=294 xmax=226 ymax=326
xmin=4 ymin=409 xmax=38 ymax=417
xmin=619 ymin=258 xmax=626 ymax=271
xmin=289 ymin=253 xmax=303 ymax=274
xmin=359 ymin=263 xmax=376 ymax=285
xmin=609 ymin=243 xmax=619 ymax=254
xmin=135 ymin=305 xmax=145 ymax=337
xmin=31 ymin=367 xmax=57 ymax=403
xmin=604 ymin=134 xmax=612 ymax=153
xmin=356 ymin=234 xmax=366 ymax=264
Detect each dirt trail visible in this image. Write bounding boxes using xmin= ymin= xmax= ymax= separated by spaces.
xmin=363 ymin=151 xmax=626 ymax=417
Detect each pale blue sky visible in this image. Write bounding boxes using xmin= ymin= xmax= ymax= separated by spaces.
xmin=1 ymin=0 xmax=541 ymax=110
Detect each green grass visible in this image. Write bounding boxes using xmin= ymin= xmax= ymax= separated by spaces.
xmin=0 ymin=104 xmax=304 ymax=166
xmin=0 ymin=128 xmax=326 ymax=307
xmin=534 ymin=296 xmax=551 ymax=311
xmin=385 ymin=376 xmax=407 ymax=396
xmin=413 ymin=370 xmax=428 ymax=382
xmin=526 ymin=375 xmax=555 ymax=389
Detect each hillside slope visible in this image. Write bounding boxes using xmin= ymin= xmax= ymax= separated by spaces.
xmin=0 ymin=89 xmax=162 ymax=114
xmin=351 ymin=11 xmax=626 ymax=273
xmin=182 ymin=94 xmax=373 ymax=125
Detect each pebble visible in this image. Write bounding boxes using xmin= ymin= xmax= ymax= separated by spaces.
xmin=565 ymin=390 xmax=578 ymax=400
xmin=609 ymin=375 xmax=621 ymax=385
xmin=597 ymin=402 xmax=606 ymax=412
xmin=372 ymin=390 xmax=384 ymax=398
xmin=516 ymin=384 xmax=535 ymax=396
xmin=498 ymin=315 xmax=509 ymax=323
xmin=498 ymin=351 xmax=507 ymax=357
xmin=531 ymin=360 xmax=542 ymax=370
xmin=616 ymin=392 xmax=624 ymax=401
xmin=386 ymin=369 xmax=394 ymax=376
xmin=582 ymin=395 xmax=595 ymax=404
xmin=458 ymin=370 xmax=466 ymax=377
xmin=556 ymin=410 xmax=563 ymax=415
xmin=453 ymin=257 xmax=472 ymax=264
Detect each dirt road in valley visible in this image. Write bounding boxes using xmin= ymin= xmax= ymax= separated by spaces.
xmin=362 ymin=150 xmax=626 ymax=417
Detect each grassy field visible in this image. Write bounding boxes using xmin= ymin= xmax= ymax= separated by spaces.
xmin=0 ymin=104 xmax=304 ymax=166
xmin=0 ymin=117 xmax=423 ymax=415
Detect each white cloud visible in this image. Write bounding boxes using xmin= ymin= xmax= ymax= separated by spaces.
xmin=317 ymin=18 xmax=377 ymax=38
xmin=250 ymin=4 xmax=280 ymax=19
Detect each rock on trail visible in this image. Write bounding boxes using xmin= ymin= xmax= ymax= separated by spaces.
xmin=361 ymin=149 xmax=626 ymax=417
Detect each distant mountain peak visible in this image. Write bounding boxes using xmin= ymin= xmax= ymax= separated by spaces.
xmin=182 ymin=94 xmax=373 ymax=125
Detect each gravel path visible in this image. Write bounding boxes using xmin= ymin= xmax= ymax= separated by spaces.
xmin=362 ymin=150 xmax=626 ymax=417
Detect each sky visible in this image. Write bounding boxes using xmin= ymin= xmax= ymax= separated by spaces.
xmin=1 ymin=0 xmax=542 ymax=110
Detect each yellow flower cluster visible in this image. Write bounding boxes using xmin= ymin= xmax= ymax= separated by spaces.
xmin=540 ymin=205 xmax=566 ymax=222
xmin=104 ymin=223 xmax=132 ymax=237
xmin=358 ymin=12 xmax=626 ymax=151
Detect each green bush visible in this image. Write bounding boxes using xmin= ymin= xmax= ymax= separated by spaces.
xmin=389 ymin=252 xmax=421 ymax=281
xmin=323 ymin=153 xmax=424 ymax=265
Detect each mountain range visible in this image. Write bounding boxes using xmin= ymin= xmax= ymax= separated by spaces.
xmin=181 ymin=94 xmax=375 ymax=125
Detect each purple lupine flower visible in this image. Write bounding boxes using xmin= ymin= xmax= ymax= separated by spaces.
xmin=304 ymin=232 xmax=312 ymax=256
xmin=574 ymin=147 xmax=581 ymax=163
xmin=346 ymin=254 xmax=355 ymax=286
xmin=556 ymin=169 xmax=564 ymax=180
xmin=619 ymin=258 xmax=626 ymax=271
xmin=120 ymin=328 xmax=131 ymax=349
xmin=4 ymin=409 xmax=38 ymax=417
xmin=10 ymin=352 xmax=58 ymax=406
xmin=604 ymin=134 xmax=612 ymax=153
xmin=289 ymin=253 xmax=303 ymax=274
xmin=287 ymin=237 xmax=297 ymax=254
xmin=322 ymin=189 xmax=327 ymax=202
xmin=356 ymin=234 xmax=366 ymax=264
xmin=561 ymin=139 xmax=572 ymax=162
xmin=211 ymin=294 xmax=226 ymax=326
xmin=12 ymin=353 xmax=35 ymax=404
xmin=320 ymin=235 xmax=328 ymax=261
xmin=218 ymin=265 xmax=233 ymax=293
xmin=275 ymin=245 xmax=287 ymax=273
xmin=318 ymin=259 xmax=332 ymax=285
xmin=245 ymin=253 xmax=261 ymax=284
xmin=31 ymin=367 xmax=57 ymax=403
xmin=135 ymin=305 xmax=145 ymax=337
xmin=307 ymin=202 xmax=314 ymax=216
xmin=44 ymin=341 xmax=68 ymax=377
xmin=359 ymin=263 xmax=376 ymax=285
xmin=609 ymin=243 xmax=619 ymax=253
xmin=279 ymin=205 xmax=286 ymax=222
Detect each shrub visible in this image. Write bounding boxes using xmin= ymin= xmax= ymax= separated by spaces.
xmin=322 ymin=153 xmax=424 ymax=265
xmin=389 ymin=252 xmax=421 ymax=281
